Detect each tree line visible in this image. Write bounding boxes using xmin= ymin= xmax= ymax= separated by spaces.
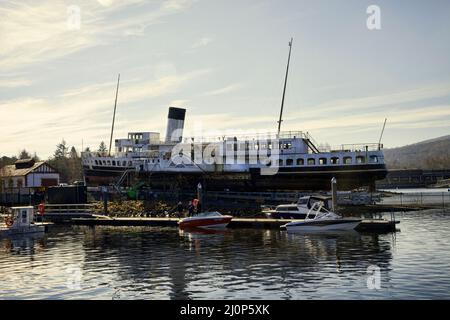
xmin=384 ymin=137 xmax=450 ymax=170
xmin=0 ymin=140 xmax=109 ymax=183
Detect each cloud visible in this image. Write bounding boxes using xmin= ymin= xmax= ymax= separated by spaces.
xmin=287 ymin=105 xmax=450 ymax=132
xmin=304 ymin=83 xmax=450 ymax=115
xmin=0 ymin=2 xmax=93 ymax=71
xmin=162 ymin=0 xmax=196 ymax=11
xmin=96 ymin=0 xmax=114 ymax=7
xmin=169 ymin=99 xmax=190 ymax=107
xmin=191 ymin=37 xmax=213 ymax=49
xmin=0 ymin=0 xmax=196 ymax=71
xmin=0 ymin=78 xmax=32 ymax=88
xmin=0 ymin=68 xmax=210 ymax=157
xmin=182 ymin=84 xmax=450 ymax=145
xmin=202 ymin=83 xmax=243 ymax=96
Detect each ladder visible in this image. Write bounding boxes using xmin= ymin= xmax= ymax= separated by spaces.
xmin=304 ymin=132 xmax=320 ymax=154
xmin=114 ymin=169 xmax=134 ymax=193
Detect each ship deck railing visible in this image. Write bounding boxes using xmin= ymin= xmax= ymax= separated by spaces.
xmin=181 ymin=131 xmax=308 ymax=143
xmin=320 ymin=143 xmax=383 ymax=153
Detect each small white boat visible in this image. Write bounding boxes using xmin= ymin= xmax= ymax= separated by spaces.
xmin=281 ymin=202 xmax=361 ymax=232
xmin=262 ymin=195 xmax=332 ymax=219
xmin=0 ymin=206 xmax=46 ymax=237
xmin=178 ymin=211 xmax=233 ymax=229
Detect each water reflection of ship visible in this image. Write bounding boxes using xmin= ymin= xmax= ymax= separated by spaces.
xmin=79 ymin=227 xmax=393 ymax=299
xmin=80 ymin=227 xmax=193 ymax=299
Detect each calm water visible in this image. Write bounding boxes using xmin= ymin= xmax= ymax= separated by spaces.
xmin=1 ymin=210 xmax=450 ymax=300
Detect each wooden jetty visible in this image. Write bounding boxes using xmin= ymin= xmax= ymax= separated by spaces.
xmin=71 ymin=216 xmax=399 ymax=232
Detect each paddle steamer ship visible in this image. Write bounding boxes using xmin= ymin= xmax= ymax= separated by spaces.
xmin=81 ymin=40 xmax=387 ymax=191
xmin=81 ymin=107 xmax=387 ymax=191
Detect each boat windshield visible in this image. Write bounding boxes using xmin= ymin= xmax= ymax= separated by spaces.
xmin=305 ymin=202 xmax=340 ymax=220
xmin=297 ymin=197 xmax=309 ymax=205
xmin=195 ymin=211 xmax=222 ymax=217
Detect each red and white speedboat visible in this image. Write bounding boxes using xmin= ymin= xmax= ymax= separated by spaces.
xmin=178 ymin=211 xmax=233 ymax=229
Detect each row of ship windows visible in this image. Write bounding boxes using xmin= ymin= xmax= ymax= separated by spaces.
xmin=278 ymin=155 xmax=379 ymax=166
xmin=225 ymin=142 xmax=293 ymax=151
xmin=91 ymin=159 xmax=164 ymax=166
xmin=93 ymin=160 xmax=133 ymax=167
xmin=118 ymin=142 xmax=294 ymax=153
xmin=92 ymin=159 xmax=164 ymax=166
xmin=90 ymin=155 xmax=379 ymax=167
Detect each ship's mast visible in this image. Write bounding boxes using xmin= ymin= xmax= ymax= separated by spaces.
xmin=109 ymin=74 xmax=120 ymax=156
xmin=378 ymin=118 xmax=387 ymax=149
xmin=277 ymin=38 xmax=293 ymax=136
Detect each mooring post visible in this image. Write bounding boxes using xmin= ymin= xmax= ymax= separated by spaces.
xmin=443 ymin=192 xmax=445 ymax=209
xmin=197 ymin=182 xmax=203 ymax=208
xmin=331 ymin=177 xmax=337 ymax=212
xmin=102 ymin=186 xmax=108 ymax=216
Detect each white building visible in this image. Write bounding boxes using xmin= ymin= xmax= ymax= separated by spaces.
xmin=0 ymin=159 xmax=60 ymax=192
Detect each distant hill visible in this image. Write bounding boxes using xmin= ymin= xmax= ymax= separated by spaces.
xmin=384 ymin=135 xmax=450 ymax=170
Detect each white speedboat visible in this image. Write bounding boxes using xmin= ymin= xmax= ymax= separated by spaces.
xmin=263 ymin=195 xmax=332 ymax=219
xmin=0 ymin=207 xmax=46 ymax=237
xmin=178 ymin=211 xmax=233 ymax=229
xmin=281 ymin=202 xmax=361 ymax=232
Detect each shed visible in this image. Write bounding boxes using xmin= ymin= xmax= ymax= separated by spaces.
xmin=0 ymin=159 xmax=60 ymax=190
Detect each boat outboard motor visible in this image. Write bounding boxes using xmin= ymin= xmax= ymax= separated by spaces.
xmin=165 ymin=107 xmax=186 ymax=143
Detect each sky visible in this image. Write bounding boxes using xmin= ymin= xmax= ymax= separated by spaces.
xmin=0 ymin=0 xmax=449 ymax=158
